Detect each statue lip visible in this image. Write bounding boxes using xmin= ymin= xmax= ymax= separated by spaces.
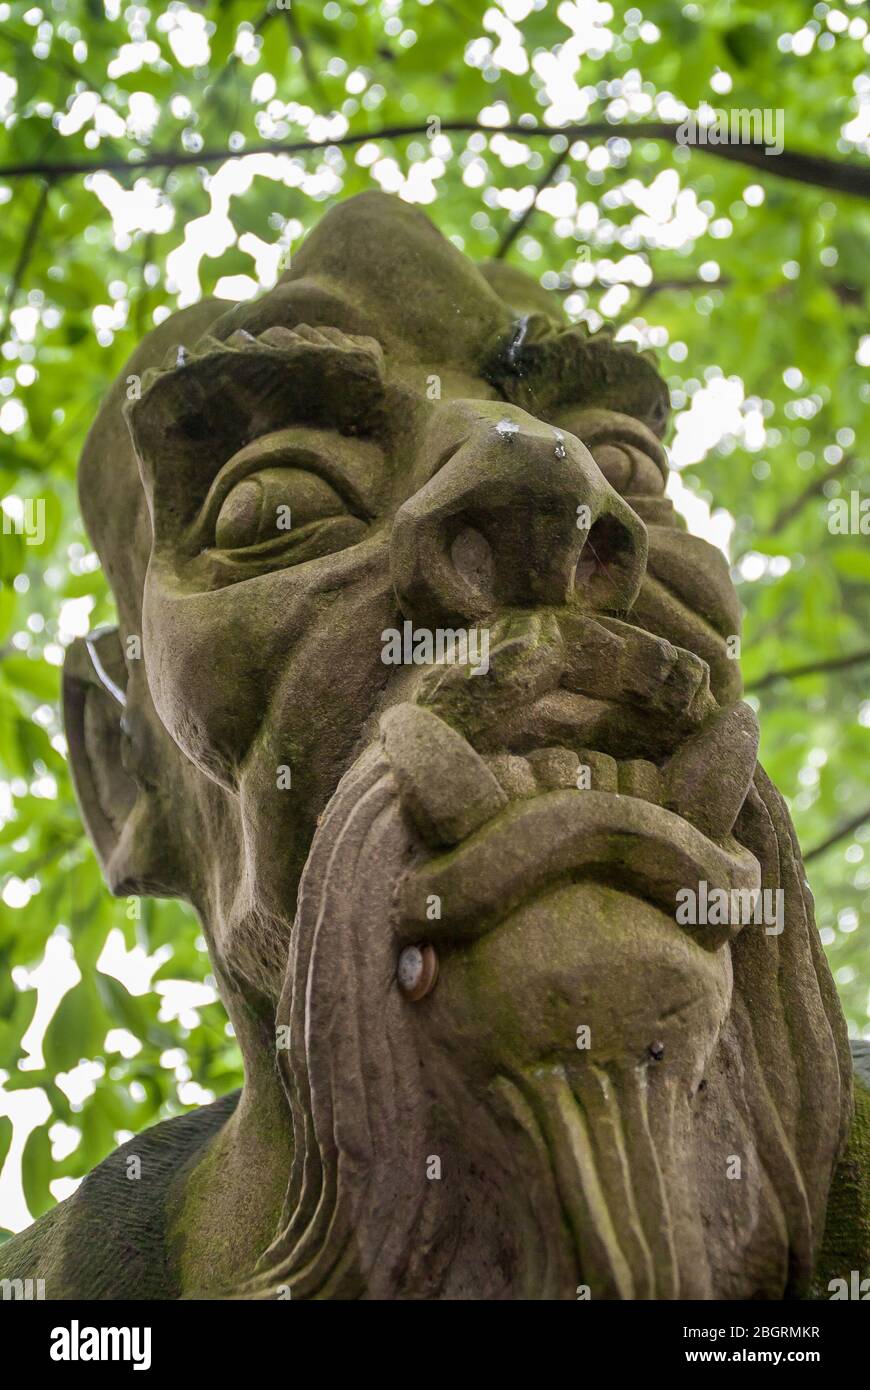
xmin=380 ymin=702 xmax=761 ymax=953
xmin=395 ymin=786 xmax=761 ymax=952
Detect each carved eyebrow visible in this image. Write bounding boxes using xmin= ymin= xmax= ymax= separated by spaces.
xmin=125 ymin=324 xmax=386 ymax=490
xmin=483 ymin=322 xmax=670 ymax=439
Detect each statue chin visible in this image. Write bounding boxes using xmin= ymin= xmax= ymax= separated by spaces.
xmin=423 ymin=879 xmax=734 ymax=1300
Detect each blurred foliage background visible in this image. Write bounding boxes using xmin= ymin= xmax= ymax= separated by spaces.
xmin=0 ymin=0 xmax=868 ymax=1234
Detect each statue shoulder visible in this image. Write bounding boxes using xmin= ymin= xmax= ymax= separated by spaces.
xmin=0 ymin=1091 xmax=238 ymax=1300
xmin=811 ymin=1043 xmax=870 ymax=1298
xmin=852 ymin=1040 xmax=870 ymax=1091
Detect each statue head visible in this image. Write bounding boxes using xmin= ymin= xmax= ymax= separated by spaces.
xmin=63 ymin=191 xmax=851 ymax=1299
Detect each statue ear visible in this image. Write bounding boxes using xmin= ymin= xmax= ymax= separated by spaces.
xmin=62 ymin=626 xmax=176 ymax=896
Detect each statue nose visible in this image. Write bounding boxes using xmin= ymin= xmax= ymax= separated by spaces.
xmin=391 ymin=404 xmax=648 ymax=629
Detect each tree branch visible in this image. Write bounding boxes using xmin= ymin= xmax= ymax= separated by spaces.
xmin=746 ymin=647 xmax=870 ymax=693
xmin=0 ymin=28 xmax=87 ymax=92
xmin=2 ymin=179 xmax=51 ymax=331
xmin=0 ymin=121 xmax=867 ymax=200
xmin=496 ymin=145 xmax=568 ymax=259
xmin=207 ymin=4 xmax=275 ymax=101
xmin=745 ymin=600 xmax=800 ymax=649
xmin=637 ymin=274 xmax=734 ymax=301
xmin=804 ymin=806 xmax=870 ymax=863
xmin=283 ymin=8 xmax=328 ymax=108
xmin=764 ymin=455 xmax=854 ymax=537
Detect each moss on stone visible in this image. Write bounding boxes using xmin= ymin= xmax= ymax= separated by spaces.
xmin=812 ymin=1076 xmax=870 ymax=1296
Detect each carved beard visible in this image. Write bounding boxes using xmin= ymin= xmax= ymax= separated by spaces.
xmin=234 ymin=625 xmax=852 ymax=1301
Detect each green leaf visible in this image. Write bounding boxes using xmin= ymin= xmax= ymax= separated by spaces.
xmin=42 ymin=983 xmax=108 ymax=1073
xmin=0 ymin=1115 xmax=12 ymax=1174
xmin=21 ymin=1124 xmax=53 ymax=1220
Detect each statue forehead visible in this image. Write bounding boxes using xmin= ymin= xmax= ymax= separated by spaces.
xmin=214 ymin=189 xmax=520 ymax=363
xmin=78 ymin=190 xmax=667 ymax=623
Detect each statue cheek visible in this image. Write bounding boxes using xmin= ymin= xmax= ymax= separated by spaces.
xmin=141 ymin=577 xmax=290 ymax=789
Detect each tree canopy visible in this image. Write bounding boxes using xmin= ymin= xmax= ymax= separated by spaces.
xmin=0 ymin=0 xmax=868 ymax=1233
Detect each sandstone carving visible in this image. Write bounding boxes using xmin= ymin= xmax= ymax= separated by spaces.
xmin=2 ymin=192 xmax=867 ymax=1299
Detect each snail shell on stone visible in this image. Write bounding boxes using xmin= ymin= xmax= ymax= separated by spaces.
xmin=397 ymin=944 xmax=439 ymax=1001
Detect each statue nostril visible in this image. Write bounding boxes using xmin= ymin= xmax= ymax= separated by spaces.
xmin=575 ymin=513 xmax=637 ymax=600
xmin=450 ymin=526 xmax=494 ymax=596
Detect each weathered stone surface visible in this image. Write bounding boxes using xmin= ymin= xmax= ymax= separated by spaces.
xmin=380 ymin=702 xmax=507 ymax=845
xmin=1 ymin=190 xmax=864 ymax=1301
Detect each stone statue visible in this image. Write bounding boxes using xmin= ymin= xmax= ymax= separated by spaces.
xmin=2 ymin=192 xmax=867 ymax=1300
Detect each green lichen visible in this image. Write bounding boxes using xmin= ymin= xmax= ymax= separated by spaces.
xmin=812 ymin=1076 xmax=870 ymax=1297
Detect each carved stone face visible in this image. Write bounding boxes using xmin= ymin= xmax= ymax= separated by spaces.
xmin=64 ymin=192 xmax=850 ymax=1299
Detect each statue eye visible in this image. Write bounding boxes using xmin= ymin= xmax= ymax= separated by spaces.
xmin=590 ymin=444 xmax=664 ymax=497
xmin=214 ymin=467 xmax=347 ymax=549
xmin=588 ymin=444 xmax=633 ymax=492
